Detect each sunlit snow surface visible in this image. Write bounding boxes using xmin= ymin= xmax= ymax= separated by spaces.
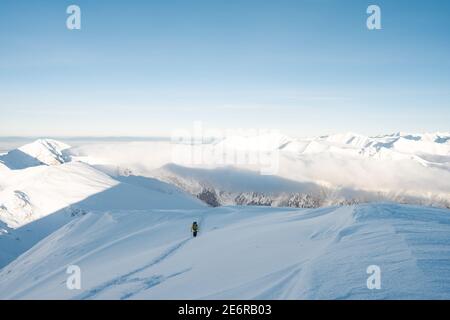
xmin=0 ymin=135 xmax=450 ymax=299
xmin=1 ymin=203 xmax=449 ymax=299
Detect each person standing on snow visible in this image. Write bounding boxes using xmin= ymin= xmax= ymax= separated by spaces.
xmin=191 ymin=221 xmax=199 ymax=237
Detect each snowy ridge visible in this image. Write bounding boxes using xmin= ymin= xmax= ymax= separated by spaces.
xmin=0 ymin=147 xmax=204 ymax=228
xmin=0 ymin=161 xmax=204 ymax=266
xmin=0 ymin=140 xmax=205 ymax=267
xmin=1 ymin=203 xmax=449 ymax=299
xmin=283 ymin=131 xmax=450 ymax=160
xmin=207 ymin=131 xmax=450 ymax=158
xmin=18 ymin=139 xmax=72 ymax=166
xmin=0 ymin=139 xmax=71 ymax=170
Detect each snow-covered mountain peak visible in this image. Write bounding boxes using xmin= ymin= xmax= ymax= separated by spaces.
xmin=0 ymin=138 xmax=72 ymax=170
xmin=322 ymin=132 xmax=370 ymax=148
xmin=18 ymin=139 xmax=71 ymax=166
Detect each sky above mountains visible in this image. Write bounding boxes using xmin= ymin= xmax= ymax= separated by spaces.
xmin=0 ymin=0 xmax=449 ymax=137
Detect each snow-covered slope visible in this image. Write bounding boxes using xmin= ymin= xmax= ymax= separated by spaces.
xmin=0 ymin=140 xmax=205 ymax=268
xmin=0 ymin=161 xmax=203 ymax=229
xmin=1 ymin=203 xmax=449 ymax=299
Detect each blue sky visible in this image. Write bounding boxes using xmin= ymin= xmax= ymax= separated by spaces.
xmin=0 ymin=0 xmax=449 ymax=137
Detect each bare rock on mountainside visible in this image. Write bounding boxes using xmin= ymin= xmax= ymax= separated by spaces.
xmin=197 ymin=188 xmax=220 ymax=207
xmin=235 ymin=192 xmax=274 ymax=206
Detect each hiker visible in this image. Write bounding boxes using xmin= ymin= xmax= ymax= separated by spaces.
xmin=191 ymin=221 xmax=199 ymax=237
